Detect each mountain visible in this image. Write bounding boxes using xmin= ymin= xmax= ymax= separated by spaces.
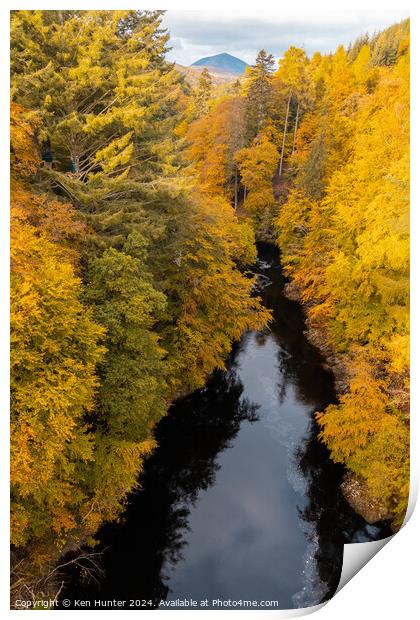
xmin=191 ymin=53 xmax=249 ymax=75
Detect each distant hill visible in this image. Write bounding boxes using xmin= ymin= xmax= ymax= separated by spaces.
xmin=175 ymin=63 xmax=239 ymax=86
xmin=191 ymin=52 xmax=249 ymax=75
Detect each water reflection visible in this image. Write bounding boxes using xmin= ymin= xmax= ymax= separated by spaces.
xmin=59 ymin=243 xmax=390 ymax=610
xmin=61 ymin=370 xmax=260 ymax=607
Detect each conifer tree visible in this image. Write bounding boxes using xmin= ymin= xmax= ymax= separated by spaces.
xmin=243 ymin=50 xmax=275 ymax=139
xmin=11 ymin=10 xmax=181 ymax=247
xmin=194 ymin=67 xmax=213 ymax=117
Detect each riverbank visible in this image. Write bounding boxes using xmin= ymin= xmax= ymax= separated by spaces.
xmin=276 ymin=257 xmax=397 ymax=528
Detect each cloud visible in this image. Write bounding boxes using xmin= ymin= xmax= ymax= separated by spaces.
xmin=162 ymin=10 xmax=409 ymax=66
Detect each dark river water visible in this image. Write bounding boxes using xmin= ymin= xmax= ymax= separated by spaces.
xmin=59 ymin=243 xmax=390 ymax=610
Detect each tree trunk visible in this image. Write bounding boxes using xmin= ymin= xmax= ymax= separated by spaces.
xmin=244 ymin=185 xmax=247 ymax=201
xmin=278 ymin=93 xmax=291 ymax=177
xmin=234 ymin=169 xmax=238 ymax=209
xmin=292 ymin=101 xmax=300 ymax=156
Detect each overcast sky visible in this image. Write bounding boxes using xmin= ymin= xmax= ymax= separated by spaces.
xmin=162 ymin=11 xmax=409 ymax=66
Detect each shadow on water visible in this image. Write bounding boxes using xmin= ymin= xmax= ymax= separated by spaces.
xmin=59 ymin=242 xmax=391 ymax=610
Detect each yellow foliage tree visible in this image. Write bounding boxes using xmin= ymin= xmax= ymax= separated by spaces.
xmin=10 ymin=104 xmax=105 ymax=558
xmin=275 ymin=31 xmax=410 ymax=526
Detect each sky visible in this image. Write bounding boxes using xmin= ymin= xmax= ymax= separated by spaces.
xmin=162 ymin=10 xmax=409 ymax=66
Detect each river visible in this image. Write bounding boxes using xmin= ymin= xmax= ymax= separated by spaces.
xmin=59 ymin=243 xmax=390 ymax=610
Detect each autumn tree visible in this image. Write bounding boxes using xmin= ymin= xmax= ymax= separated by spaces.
xmin=160 ymin=190 xmax=271 ymax=393
xmin=10 ymin=104 xmax=105 ymax=563
xmin=370 ymin=18 xmax=410 ymax=66
xmin=274 ymin=46 xmax=310 ymax=175
xmin=78 ymin=233 xmax=168 ymax=527
xmin=186 ymin=95 xmax=247 ymax=204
